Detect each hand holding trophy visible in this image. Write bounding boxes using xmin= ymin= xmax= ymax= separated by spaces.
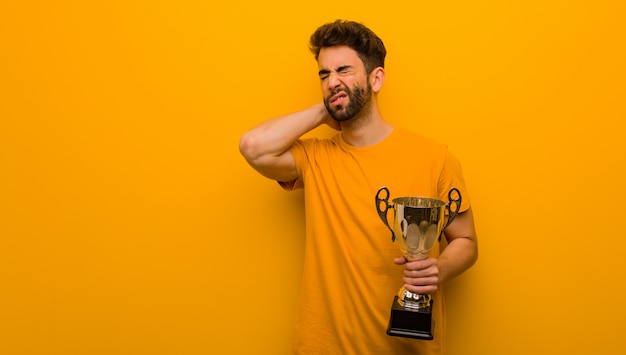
xmin=375 ymin=186 xmax=462 ymax=340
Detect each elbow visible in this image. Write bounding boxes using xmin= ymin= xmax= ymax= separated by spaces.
xmin=239 ymin=131 xmax=260 ymax=163
xmin=469 ymin=238 xmax=479 ymax=267
xmin=471 ymin=244 xmax=479 ymax=267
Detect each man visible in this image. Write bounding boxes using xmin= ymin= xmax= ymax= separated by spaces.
xmin=239 ymin=20 xmax=478 ymax=354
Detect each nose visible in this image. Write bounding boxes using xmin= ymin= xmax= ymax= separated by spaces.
xmin=326 ymin=72 xmax=342 ymax=91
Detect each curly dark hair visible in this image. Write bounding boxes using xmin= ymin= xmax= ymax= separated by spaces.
xmin=309 ymin=20 xmax=386 ymax=75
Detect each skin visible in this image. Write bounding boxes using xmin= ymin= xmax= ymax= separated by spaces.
xmin=239 ymin=45 xmax=478 ymax=294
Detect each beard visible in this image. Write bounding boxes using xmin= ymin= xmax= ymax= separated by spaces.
xmin=324 ymin=82 xmax=372 ymax=123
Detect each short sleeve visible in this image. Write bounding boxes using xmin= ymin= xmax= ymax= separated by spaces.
xmin=438 ymin=148 xmax=471 ymax=212
xmin=277 ymin=139 xmax=308 ymax=191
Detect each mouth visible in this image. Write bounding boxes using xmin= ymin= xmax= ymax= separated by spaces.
xmin=329 ymin=91 xmax=348 ymax=105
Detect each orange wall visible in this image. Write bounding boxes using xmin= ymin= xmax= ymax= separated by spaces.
xmin=1 ymin=1 xmax=625 ymax=354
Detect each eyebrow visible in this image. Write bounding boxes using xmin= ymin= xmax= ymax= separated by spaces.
xmin=318 ymin=65 xmax=353 ymax=77
xmin=318 ymin=69 xmax=330 ymax=77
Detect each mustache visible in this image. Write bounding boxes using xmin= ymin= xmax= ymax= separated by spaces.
xmin=330 ymin=87 xmax=349 ymax=96
xmin=325 ymin=87 xmax=351 ymax=104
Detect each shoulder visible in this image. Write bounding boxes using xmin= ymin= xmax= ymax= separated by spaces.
xmin=391 ymin=127 xmax=448 ymax=157
xmin=292 ymin=133 xmax=342 ymax=152
xmin=395 ymin=127 xmax=444 ymax=145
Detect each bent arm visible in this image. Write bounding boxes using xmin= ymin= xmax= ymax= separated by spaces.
xmin=239 ymin=103 xmax=334 ymax=182
xmin=438 ymin=207 xmax=479 ymax=284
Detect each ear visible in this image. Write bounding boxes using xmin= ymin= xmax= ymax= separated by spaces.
xmin=369 ymin=67 xmax=385 ymax=93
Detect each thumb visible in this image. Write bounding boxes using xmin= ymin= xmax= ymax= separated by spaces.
xmin=393 ymin=256 xmax=408 ymax=266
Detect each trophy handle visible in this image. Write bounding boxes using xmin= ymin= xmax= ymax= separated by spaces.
xmin=375 ymin=186 xmax=396 ymax=242
xmin=438 ymin=187 xmax=462 ymax=242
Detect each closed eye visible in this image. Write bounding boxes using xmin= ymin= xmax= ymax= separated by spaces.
xmin=318 ymin=65 xmax=354 ymax=81
xmin=336 ymin=65 xmax=352 ymax=74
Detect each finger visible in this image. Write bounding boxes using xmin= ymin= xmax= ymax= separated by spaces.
xmin=404 ymin=258 xmax=437 ymax=271
xmin=404 ymin=283 xmax=438 ymax=295
xmin=404 ymin=266 xmax=439 ymax=278
xmin=404 ymin=273 xmax=439 ymax=284
xmin=393 ymin=256 xmax=408 ymax=265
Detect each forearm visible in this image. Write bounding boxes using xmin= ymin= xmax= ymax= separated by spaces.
xmin=239 ymin=103 xmax=329 ymax=164
xmin=437 ymin=237 xmax=478 ymax=284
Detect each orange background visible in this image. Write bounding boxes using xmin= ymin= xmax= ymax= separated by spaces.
xmin=1 ymin=1 xmax=625 ymax=354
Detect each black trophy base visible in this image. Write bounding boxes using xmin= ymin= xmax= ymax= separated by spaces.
xmin=387 ymin=296 xmax=434 ymax=340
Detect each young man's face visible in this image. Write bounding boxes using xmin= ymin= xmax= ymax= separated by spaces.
xmin=317 ymin=45 xmax=372 ymax=122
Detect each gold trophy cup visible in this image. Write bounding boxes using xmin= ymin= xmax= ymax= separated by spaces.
xmin=375 ymin=186 xmax=461 ymax=340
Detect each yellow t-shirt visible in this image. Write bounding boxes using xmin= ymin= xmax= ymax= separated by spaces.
xmin=283 ymin=127 xmax=471 ymax=355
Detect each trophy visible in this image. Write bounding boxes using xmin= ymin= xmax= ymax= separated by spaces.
xmin=375 ymin=186 xmax=461 ymax=340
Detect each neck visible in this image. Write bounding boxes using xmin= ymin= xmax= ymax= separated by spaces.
xmin=340 ymin=107 xmax=394 ymax=147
